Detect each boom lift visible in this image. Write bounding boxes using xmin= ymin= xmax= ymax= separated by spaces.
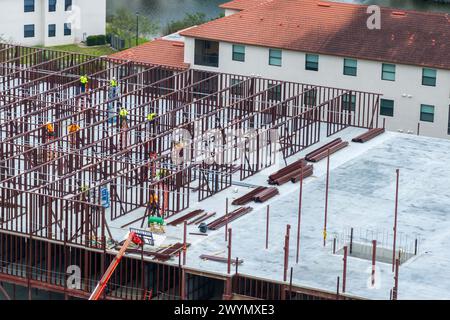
xmin=89 ymin=232 xmax=144 ymax=300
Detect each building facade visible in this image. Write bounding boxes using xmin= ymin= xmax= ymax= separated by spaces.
xmin=0 ymin=0 xmax=106 ymax=46
xmin=181 ymin=0 xmax=450 ymax=139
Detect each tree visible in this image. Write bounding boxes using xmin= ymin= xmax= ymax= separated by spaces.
xmin=164 ymin=12 xmax=223 ymax=35
xmin=107 ymin=8 xmax=158 ymax=41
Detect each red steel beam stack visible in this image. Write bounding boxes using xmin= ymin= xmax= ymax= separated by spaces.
xmin=268 ymin=158 xmax=307 ymax=184
xmin=207 ymin=207 xmax=253 ymax=230
xmin=232 ymin=186 xmax=268 ymax=205
xmin=290 ymin=165 xmax=314 ymax=183
xmin=254 ymin=187 xmax=279 ymax=203
xmin=167 ymin=209 xmax=205 ymax=226
xmin=352 ymin=128 xmax=385 ymax=143
xmin=305 ymin=139 xmax=349 ymax=163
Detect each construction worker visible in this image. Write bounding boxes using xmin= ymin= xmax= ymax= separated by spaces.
xmin=80 ymin=74 xmax=88 ymax=93
xmin=68 ymin=122 xmax=81 ymax=147
xmin=44 ymin=121 xmax=56 ymax=140
xmin=110 ymin=77 xmax=118 ymax=98
xmin=119 ymin=108 xmax=128 ymax=124
xmin=148 ymin=191 xmax=160 ymax=218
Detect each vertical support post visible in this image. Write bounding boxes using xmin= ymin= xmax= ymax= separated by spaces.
xmin=296 ymin=166 xmax=303 ymax=263
xmin=392 ymin=169 xmax=399 ymax=272
xmin=265 ymin=205 xmax=269 ymax=249
xmin=225 ymin=197 xmax=229 ymax=241
xmin=227 ymin=228 xmax=232 ymax=275
xmin=333 ymin=237 xmax=336 ymax=254
xmin=371 ymin=240 xmax=377 ymax=287
xmin=283 ymin=224 xmax=291 ymax=282
xmin=183 ymin=221 xmax=187 ymax=265
xmin=349 ymin=227 xmax=353 ymax=254
xmin=414 ymin=238 xmax=418 ymax=255
xmin=336 ymin=276 xmax=340 ymax=300
xmin=323 ymin=148 xmax=330 ymax=247
xmin=392 ymin=258 xmax=399 ymax=300
xmin=288 ymin=267 xmax=293 ymax=300
xmin=342 ymin=245 xmax=348 ymax=293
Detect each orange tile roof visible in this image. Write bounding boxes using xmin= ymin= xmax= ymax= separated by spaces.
xmin=109 ymin=39 xmax=188 ymax=70
xmin=182 ymin=0 xmax=450 ymax=70
xmin=219 ymin=0 xmax=273 ymax=10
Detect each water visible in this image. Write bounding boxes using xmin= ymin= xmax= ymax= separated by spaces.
xmin=106 ymin=0 xmax=450 ymax=30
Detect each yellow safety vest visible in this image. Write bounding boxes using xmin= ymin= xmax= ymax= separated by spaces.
xmin=110 ymin=79 xmax=118 ymax=87
xmin=119 ymin=109 xmax=129 ymax=118
xmin=147 ymin=113 xmax=157 ymax=121
xmin=149 ymin=194 xmax=158 ymax=204
xmin=80 ymin=76 xmax=88 ymax=84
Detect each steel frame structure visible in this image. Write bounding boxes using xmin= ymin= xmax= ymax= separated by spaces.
xmin=0 ymin=43 xmax=381 ymax=300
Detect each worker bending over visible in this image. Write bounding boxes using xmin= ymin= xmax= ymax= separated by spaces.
xmin=119 ymin=108 xmax=129 ymax=127
xmin=68 ymin=122 xmax=81 ymax=147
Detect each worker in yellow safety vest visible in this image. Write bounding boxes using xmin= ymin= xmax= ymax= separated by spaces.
xmin=149 ymin=191 xmax=160 ymax=217
xmin=68 ymin=122 xmax=81 ymax=146
xmin=110 ymin=77 xmax=118 ymax=88
xmin=119 ymin=108 xmax=129 ymax=126
xmin=80 ymin=74 xmax=88 ymax=93
xmin=45 ymin=122 xmax=56 ymax=140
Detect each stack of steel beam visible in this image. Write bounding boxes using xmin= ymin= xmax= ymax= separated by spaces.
xmin=290 ymin=165 xmax=314 ymax=183
xmin=199 ymin=255 xmax=244 ymax=264
xmin=232 ymin=186 xmax=268 ymax=205
xmin=352 ymin=128 xmax=385 ymax=143
xmin=268 ymin=158 xmax=307 ymax=184
xmin=305 ymin=139 xmax=349 ymax=162
xmin=254 ymin=187 xmax=280 ymax=202
xmin=167 ymin=209 xmax=204 ymax=226
xmin=207 ymin=207 xmax=253 ymax=230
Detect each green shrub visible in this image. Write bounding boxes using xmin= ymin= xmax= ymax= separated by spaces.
xmin=86 ymin=35 xmax=107 ymax=46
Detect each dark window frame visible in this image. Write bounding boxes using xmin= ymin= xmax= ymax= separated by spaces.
xmin=64 ymin=23 xmax=72 ymax=36
xmin=422 ymin=68 xmax=437 ymax=87
xmin=232 ymin=44 xmax=245 ymax=62
xmin=24 ymin=24 xmax=35 ymax=38
xmin=24 ymin=0 xmax=35 ymax=12
xmin=48 ymin=24 xmax=56 ymax=37
xmin=342 ymin=93 xmax=356 ymax=111
xmin=65 ymin=0 xmax=72 ymax=11
xmin=269 ymin=49 xmax=282 ymax=67
xmin=420 ymin=104 xmax=435 ymax=122
xmin=268 ymin=82 xmax=282 ymax=101
xmin=382 ymin=63 xmax=396 ymax=81
xmin=49 ymin=0 xmax=57 ymax=12
xmin=380 ymin=98 xmax=394 ymax=117
xmin=194 ymin=39 xmax=219 ymax=68
xmin=305 ymin=54 xmax=319 ymax=71
xmin=343 ymin=58 xmax=357 ymax=76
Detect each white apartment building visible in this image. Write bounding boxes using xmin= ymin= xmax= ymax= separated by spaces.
xmin=0 ymin=0 xmax=106 ymax=46
xmin=179 ymin=0 xmax=450 ymax=139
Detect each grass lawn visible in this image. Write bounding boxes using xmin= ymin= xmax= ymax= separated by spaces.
xmin=44 ymin=44 xmax=116 ymax=56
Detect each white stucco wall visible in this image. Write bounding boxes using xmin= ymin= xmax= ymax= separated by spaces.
xmin=184 ymin=37 xmax=450 ymax=139
xmin=0 ymin=0 xmax=105 ymax=46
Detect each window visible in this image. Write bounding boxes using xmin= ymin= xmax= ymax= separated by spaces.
xmin=380 ymin=99 xmax=394 ymax=117
xmin=269 ymin=49 xmax=282 ymax=66
xmin=303 ymin=89 xmax=317 ymax=106
xmin=382 ymin=63 xmax=396 ymax=81
xmin=24 ymin=0 xmax=35 ymax=12
xmin=342 ymin=93 xmax=356 ymax=111
xmin=232 ymin=45 xmax=245 ymax=62
xmin=268 ymin=83 xmax=282 ymax=101
xmin=420 ymin=104 xmax=434 ymax=122
xmin=194 ymin=39 xmax=219 ymax=67
xmin=48 ymin=24 xmax=56 ymax=37
xmin=230 ymin=78 xmax=243 ymax=96
xmin=49 ymin=0 xmax=57 ymax=12
xmin=64 ymin=23 xmax=72 ymax=36
xmin=305 ymin=54 xmax=319 ymax=71
xmin=65 ymin=0 xmax=72 ymax=11
xmin=24 ymin=24 xmax=35 ymax=38
xmin=343 ymin=58 xmax=357 ymax=76
xmin=422 ymin=68 xmax=437 ymax=87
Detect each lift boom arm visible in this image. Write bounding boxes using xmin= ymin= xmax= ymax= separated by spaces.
xmin=89 ymin=232 xmax=141 ymax=300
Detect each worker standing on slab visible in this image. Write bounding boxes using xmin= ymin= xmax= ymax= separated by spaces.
xmin=80 ymin=74 xmax=88 ymax=93
xmin=108 ymin=77 xmax=119 ymax=124
xmin=148 ymin=190 xmax=160 ymax=218
xmin=68 ymin=122 xmax=81 ymax=147
xmin=44 ymin=121 xmax=56 ymax=160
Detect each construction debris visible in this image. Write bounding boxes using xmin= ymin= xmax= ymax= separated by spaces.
xmin=207 ymin=207 xmax=253 ymax=230
xmin=352 ymin=128 xmax=385 ymax=143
